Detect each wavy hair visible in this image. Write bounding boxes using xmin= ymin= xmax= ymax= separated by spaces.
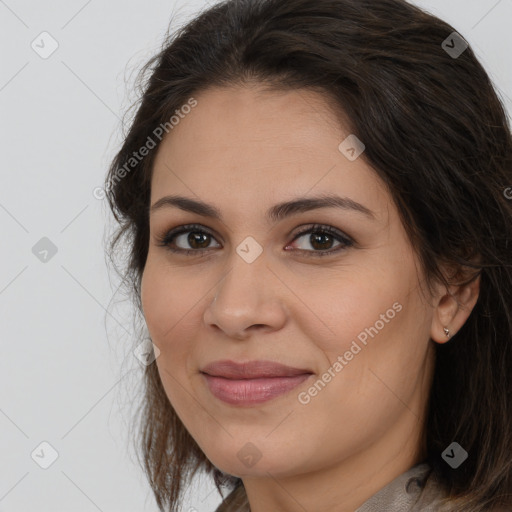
xmin=104 ymin=0 xmax=512 ymax=510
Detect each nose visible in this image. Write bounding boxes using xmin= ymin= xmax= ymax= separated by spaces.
xmin=203 ymin=252 xmax=288 ymax=340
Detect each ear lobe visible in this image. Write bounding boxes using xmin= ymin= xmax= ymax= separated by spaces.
xmin=430 ymin=291 xmax=459 ymax=344
xmin=430 ymin=273 xmax=481 ymax=344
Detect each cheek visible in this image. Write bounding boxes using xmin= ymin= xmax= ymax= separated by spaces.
xmin=141 ymin=261 xmax=193 ymax=341
xmin=295 ymin=266 xmax=425 ymax=406
xmin=141 ymin=263 xmax=199 ymax=413
xmin=141 ymin=264 xmax=166 ymax=338
xmin=295 ymin=270 xmax=403 ymax=356
xmin=296 ymin=293 xmax=428 ymax=451
xmin=140 ymin=261 xmax=210 ymax=392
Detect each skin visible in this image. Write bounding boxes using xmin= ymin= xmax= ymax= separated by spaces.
xmin=140 ymin=84 xmax=480 ymax=512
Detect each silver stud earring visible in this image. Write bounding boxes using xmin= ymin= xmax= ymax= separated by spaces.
xmin=443 ymin=327 xmax=451 ymax=338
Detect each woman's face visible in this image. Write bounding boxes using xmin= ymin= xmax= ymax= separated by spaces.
xmin=141 ymin=84 xmax=441 ymax=481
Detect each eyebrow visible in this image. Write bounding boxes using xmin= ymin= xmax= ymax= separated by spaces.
xmin=149 ymin=193 xmax=376 ymax=223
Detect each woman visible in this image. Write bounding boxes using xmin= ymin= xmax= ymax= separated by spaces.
xmin=104 ymin=0 xmax=512 ymax=510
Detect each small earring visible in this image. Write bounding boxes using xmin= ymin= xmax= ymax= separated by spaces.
xmin=443 ymin=327 xmax=451 ymax=338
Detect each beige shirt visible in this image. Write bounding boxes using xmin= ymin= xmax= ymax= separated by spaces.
xmin=354 ymin=462 xmax=448 ymax=511
xmin=214 ymin=461 xmax=450 ymax=511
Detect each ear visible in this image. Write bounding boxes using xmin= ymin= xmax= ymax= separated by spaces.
xmin=430 ymin=269 xmax=481 ymax=344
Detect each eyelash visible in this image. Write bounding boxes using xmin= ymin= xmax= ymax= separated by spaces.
xmin=155 ymin=223 xmax=354 ymax=258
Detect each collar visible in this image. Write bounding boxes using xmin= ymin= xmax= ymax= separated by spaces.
xmin=355 ymin=461 xmax=446 ymax=512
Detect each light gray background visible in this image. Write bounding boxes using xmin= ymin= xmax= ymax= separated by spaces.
xmin=0 ymin=1 xmax=510 ymax=511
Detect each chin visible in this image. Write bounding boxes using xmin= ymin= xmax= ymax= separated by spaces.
xmin=204 ymin=442 xmax=309 ymax=479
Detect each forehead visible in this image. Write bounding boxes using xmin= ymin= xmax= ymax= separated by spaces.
xmin=155 ymin=84 xmax=348 ymax=164
xmin=150 ymin=85 xmax=390 ymax=224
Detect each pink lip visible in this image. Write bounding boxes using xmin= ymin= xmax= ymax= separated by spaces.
xmin=200 ymin=359 xmax=314 ymax=406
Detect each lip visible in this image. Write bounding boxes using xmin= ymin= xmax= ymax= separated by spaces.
xmin=200 ymin=359 xmax=314 ymax=406
xmin=201 ymin=359 xmax=313 ymax=379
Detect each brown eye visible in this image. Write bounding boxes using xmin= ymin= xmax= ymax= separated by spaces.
xmin=157 ymin=223 xmax=353 ymax=258
xmin=178 ymin=231 xmax=213 ymax=250
xmin=286 ymin=224 xmax=353 ymax=257
xmin=296 ymin=232 xmax=337 ymax=251
xmin=156 ymin=224 xmax=221 ymax=255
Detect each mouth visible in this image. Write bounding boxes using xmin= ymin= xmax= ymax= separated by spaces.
xmin=201 ymin=359 xmax=313 ymax=379
xmin=200 ymin=359 xmax=314 ymax=406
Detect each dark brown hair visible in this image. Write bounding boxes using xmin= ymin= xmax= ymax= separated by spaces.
xmin=104 ymin=0 xmax=512 ymax=510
